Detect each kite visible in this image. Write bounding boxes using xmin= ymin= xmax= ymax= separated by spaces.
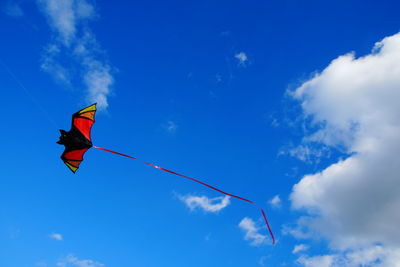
xmin=57 ymin=104 xmax=96 ymax=173
xmin=57 ymin=103 xmax=275 ymax=244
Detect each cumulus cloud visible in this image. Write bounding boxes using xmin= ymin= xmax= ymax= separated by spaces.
xmin=37 ymin=0 xmax=113 ymax=109
xmin=3 ymin=1 xmax=23 ymax=17
xmin=49 ymin=232 xmax=63 ymax=241
xmin=288 ymin=32 xmax=400 ymax=265
xmin=57 ymin=255 xmax=104 ymax=267
xmin=234 ymin=52 xmax=248 ymax=66
xmin=238 ymin=217 xmax=267 ymax=246
xmin=268 ymin=195 xmax=281 ymax=208
xmin=179 ymin=194 xmax=230 ymax=213
xmin=293 ymin=244 xmax=309 ymax=254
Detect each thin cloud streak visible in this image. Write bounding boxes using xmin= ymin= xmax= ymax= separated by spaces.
xmin=57 ymin=254 xmax=104 ymax=267
xmin=37 ymin=0 xmax=114 ymax=110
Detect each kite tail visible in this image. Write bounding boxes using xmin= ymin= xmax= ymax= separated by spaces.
xmin=93 ymin=145 xmax=275 ymax=245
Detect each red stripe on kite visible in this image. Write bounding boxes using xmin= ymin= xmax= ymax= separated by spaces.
xmin=63 ymin=148 xmax=89 ymax=161
xmin=73 ymin=117 xmax=93 ymax=141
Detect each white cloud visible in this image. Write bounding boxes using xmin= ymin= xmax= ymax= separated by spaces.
xmin=297 ymin=246 xmax=400 ymax=267
xmin=83 ymin=57 xmax=113 ymax=108
xmin=288 ymin=32 xmax=400 ymax=264
xmin=57 ymin=255 xmax=104 ymax=267
xmin=297 ymin=255 xmax=334 ymax=267
xmin=293 ymin=244 xmax=309 ymax=254
xmin=238 ymin=217 xmax=267 ymax=246
xmin=269 ymin=195 xmax=281 ymax=208
xmin=344 ymin=246 xmax=400 ymax=267
xmin=3 ymin=1 xmax=23 ymax=17
xmin=282 ymin=222 xmax=312 ymax=240
xmin=50 ymin=232 xmax=63 ymax=241
xmin=41 ymin=44 xmax=71 ymax=84
xmin=234 ymin=52 xmax=248 ymax=66
xmin=37 ymin=0 xmax=113 ymax=110
xmin=37 ymin=0 xmax=94 ymax=45
xmin=179 ymin=194 xmax=230 ymax=213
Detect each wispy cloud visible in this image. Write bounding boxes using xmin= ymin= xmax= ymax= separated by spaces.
xmin=234 ymin=52 xmax=248 ymax=66
xmin=37 ymin=0 xmax=95 ymax=46
xmin=3 ymin=1 xmax=23 ymax=17
xmin=49 ymin=232 xmax=63 ymax=241
xmin=297 ymin=254 xmax=334 ymax=267
xmin=179 ymin=194 xmax=230 ymax=213
xmin=258 ymin=256 xmax=270 ymax=266
xmin=269 ymin=195 xmax=281 ymax=208
xmin=37 ymin=0 xmax=114 ymax=110
xmin=40 ymin=44 xmax=71 ymax=84
xmin=36 ymin=261 xmax=48 ymax=267
xmin=278 ymin=143 xmax=331 ymax=164
xmin=164 ymin=120 xmax=178 ymax=134
xmin=57 ymin=255 xmax=104 ymax=267
xmin=238 ymin=217 xmax=267 ymax=246
xmin=293 ymin=244 xmax=309 ymax=254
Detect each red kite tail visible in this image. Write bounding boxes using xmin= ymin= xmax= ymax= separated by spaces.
xmin=93 ymin=145 xmax=275 ymax=245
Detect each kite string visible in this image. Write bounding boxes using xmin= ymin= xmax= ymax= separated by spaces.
xmin=93 ymin=145 xmax=275 ymax=245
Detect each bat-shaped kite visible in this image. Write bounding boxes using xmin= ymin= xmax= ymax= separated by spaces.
xmin=57 ymin=104 xmax=275 ymax=244
xmin=57 ymin=104 xmax=96 ymax=173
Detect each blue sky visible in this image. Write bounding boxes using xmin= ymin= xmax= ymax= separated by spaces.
xmin=1 ymin=0 xmax=400 ymax=266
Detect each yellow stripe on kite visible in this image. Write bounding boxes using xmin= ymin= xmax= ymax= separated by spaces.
xmin=65 ymin=162 xmax=78 ymax=172
xmin=79 ymin=104 xmax=97 ymax=114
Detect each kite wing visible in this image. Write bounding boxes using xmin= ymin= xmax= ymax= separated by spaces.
xmin=61 ymin=148 xmax=90 ymax=173
xmin=57 ymin=103 xmax=97 ymax=173
xmin=71 ymin=103 xmax=97 ymax=141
